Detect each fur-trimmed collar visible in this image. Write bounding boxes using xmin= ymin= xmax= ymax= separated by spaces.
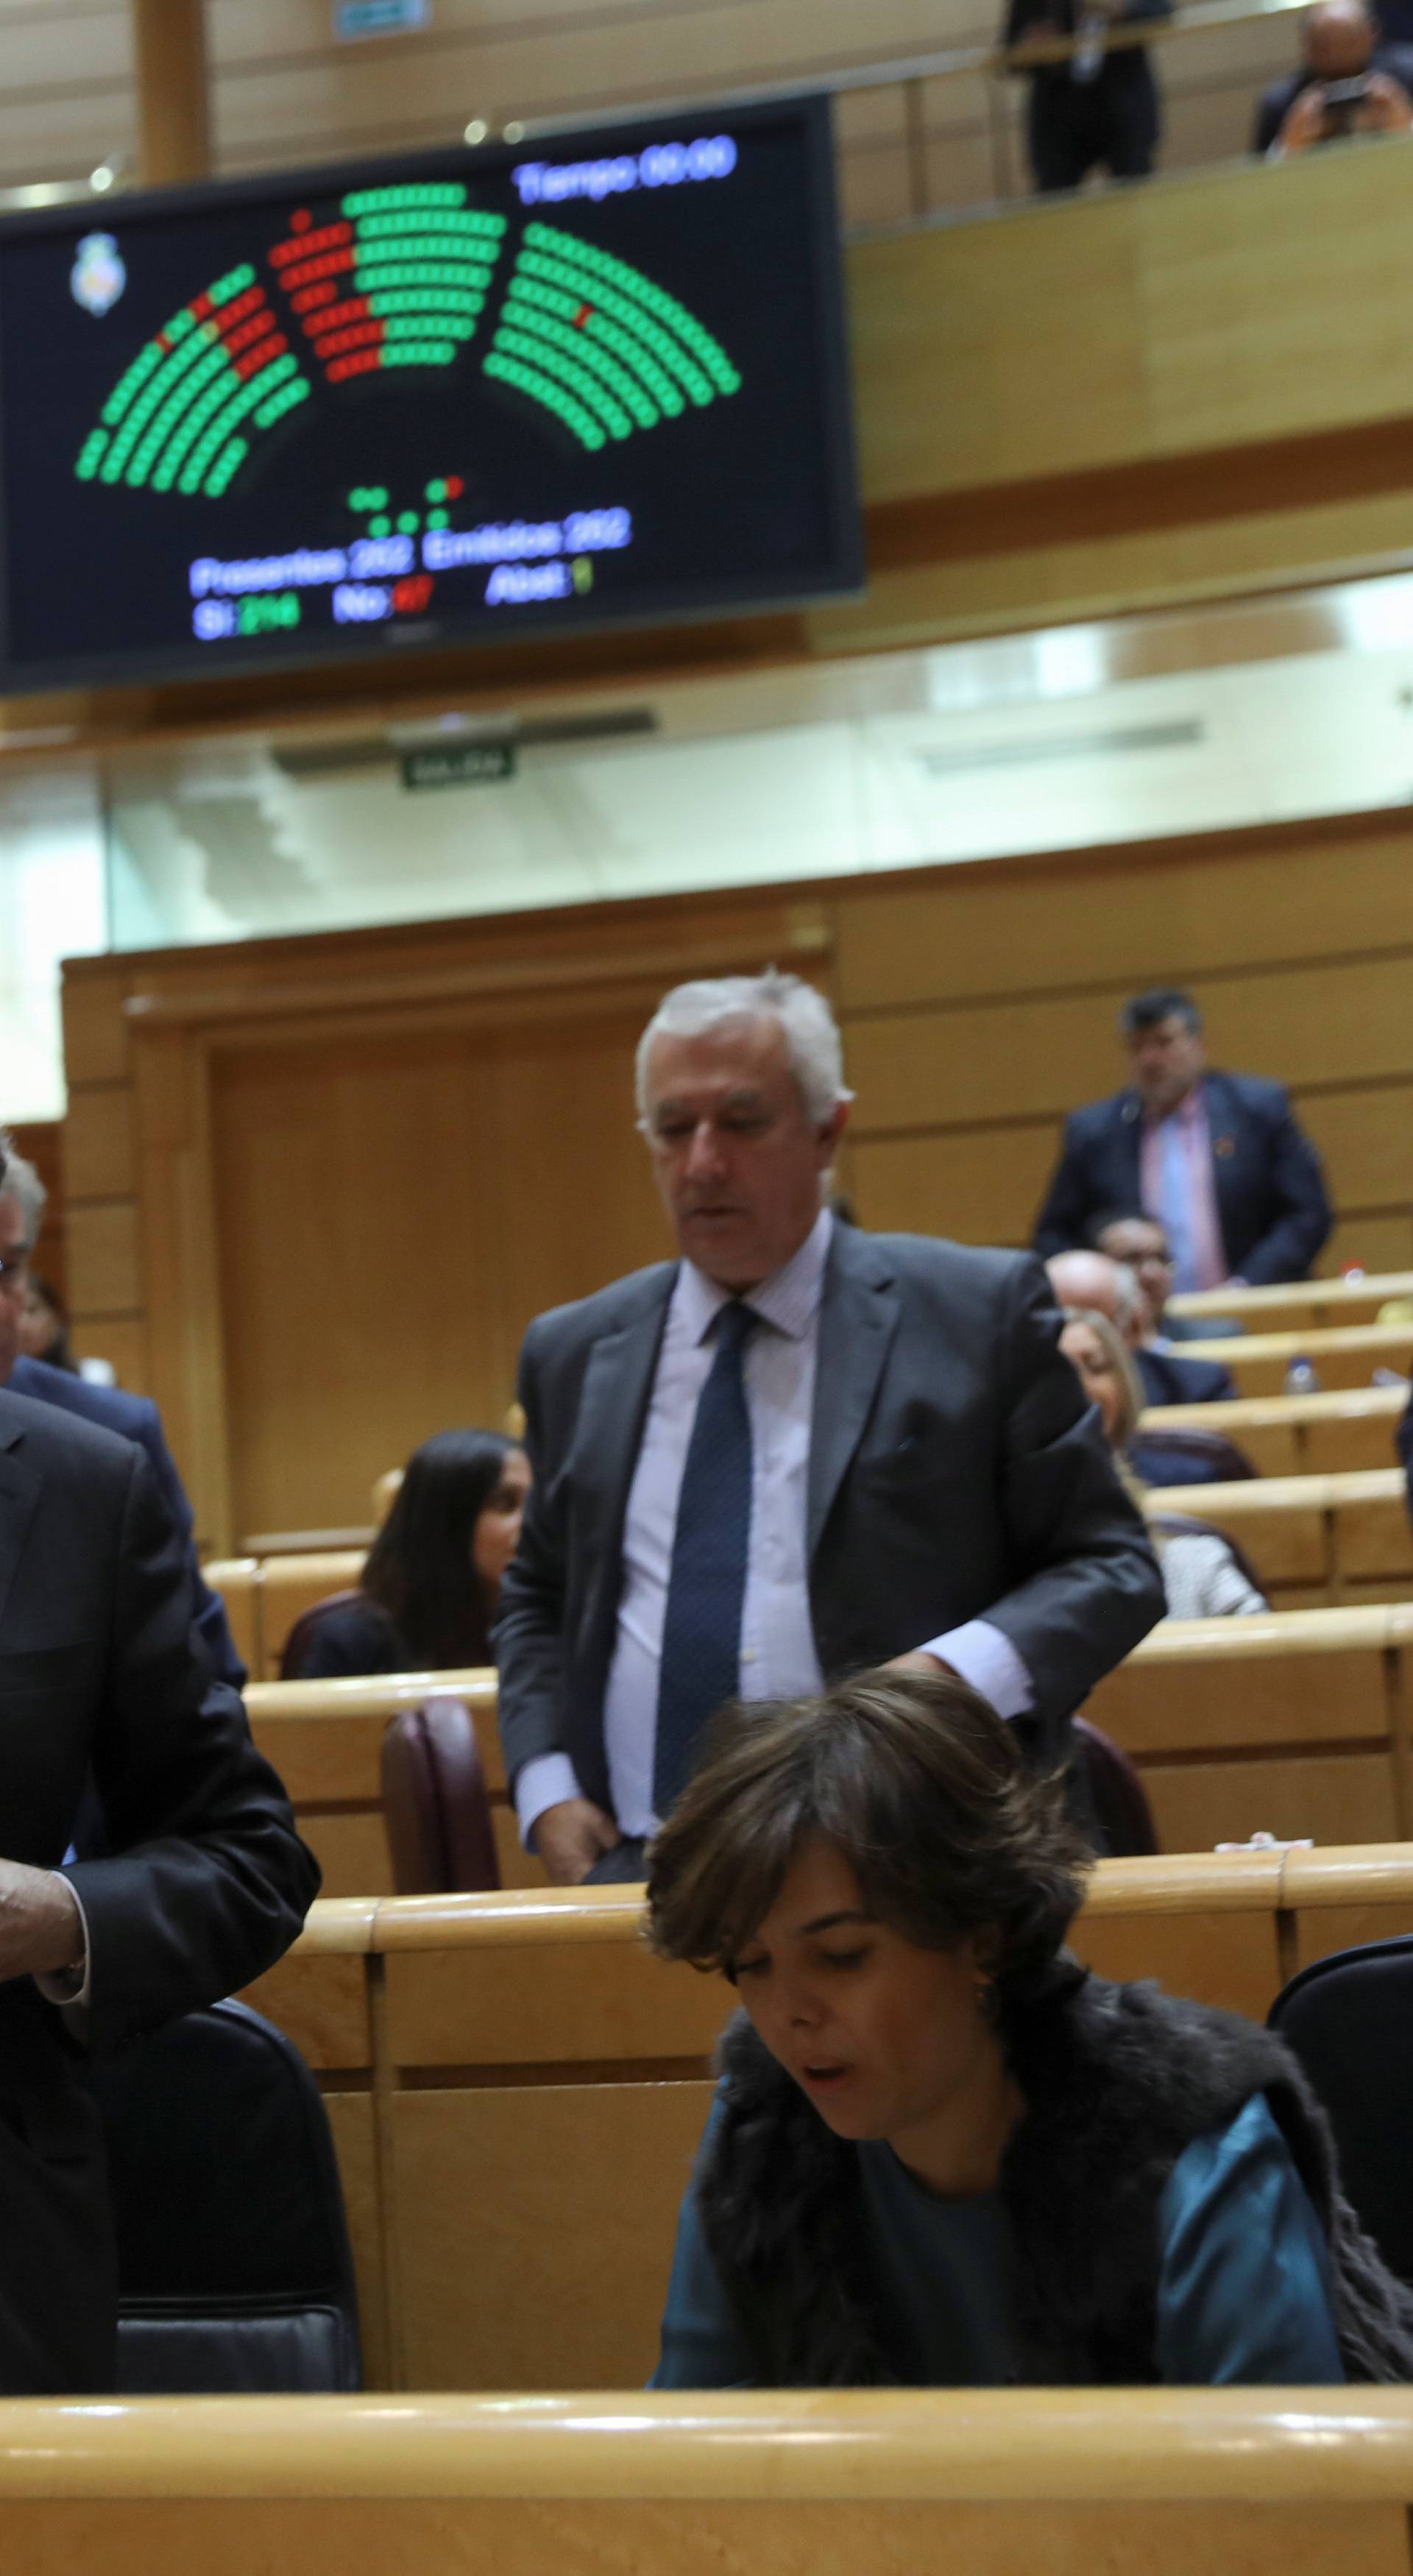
xmin=697 ymin=1962 xmax=1413 ymax=2385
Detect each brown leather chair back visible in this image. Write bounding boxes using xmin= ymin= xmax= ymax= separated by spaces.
xmin=1072 ymin=1716 xmax=1160 ymax=1858
xmin=380 ymin=1695 xmax=501 ymax=1894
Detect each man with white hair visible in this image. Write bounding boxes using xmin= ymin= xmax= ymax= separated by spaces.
xmin=495 ymin=972 xmax=1164 ymax=1883
xmin=1046 ymin=1245 xmax=1235 ymax=1409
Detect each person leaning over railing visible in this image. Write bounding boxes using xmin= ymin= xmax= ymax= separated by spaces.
xmin=647 ymin=1671 xmax=1413 ymax=2388
xmin=1003 ymin=0 xmax=1172 ymax=191
xmin=1255 ymin=0 xmax=1413 ymax=154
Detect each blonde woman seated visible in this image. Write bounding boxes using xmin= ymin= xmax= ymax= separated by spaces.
xmin=648 ymin=1673 xmax=1413 ymax=2388
xmin=1059 ymin=1306 xmax=1267 ymax=1619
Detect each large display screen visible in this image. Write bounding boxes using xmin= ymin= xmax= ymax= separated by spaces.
xmin=0 ymin=97 xmax=862 ymax=693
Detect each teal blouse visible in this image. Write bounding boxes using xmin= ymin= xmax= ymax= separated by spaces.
xmin=652 ymin=2090 xmax=1345 ymax=2388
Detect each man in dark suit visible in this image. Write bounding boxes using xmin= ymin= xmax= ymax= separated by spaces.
xmin=0 ymin=1144 xmax=244 ymax=1689
xmin=1005 ymin=0 xmax=1172 ymax=188
xmin=1045 ymin=1247 xmax=1236 ymax=1409
xmin=495 ymin=973 xmax=1164 ymax=1886
xmin=0 ymin=1142 xmax=319 ymax=2392
xmin=1253 ymin=0 xmax=1413 ymax=152
xmin=1033 ymin=988 xmax=1331 ymax=1287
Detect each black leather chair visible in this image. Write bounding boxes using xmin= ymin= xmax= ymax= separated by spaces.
xmin=279 ymin=1588 xmax=365 ymax=1680
xmin=90 ymin=1998 xmax=361 ymax=2392
xmin=381 ymin=1695 xmax=501 ymax=1892
xmin=1267 ymin=1936 xmax=1413 ymax=2285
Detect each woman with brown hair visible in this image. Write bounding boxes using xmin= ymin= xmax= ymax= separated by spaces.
xmin=646 ymin=1671 xmax=1412 ymax=2388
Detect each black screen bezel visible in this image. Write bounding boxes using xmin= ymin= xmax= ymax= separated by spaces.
xmin=0 ymin=94 xmax=864 ymax=695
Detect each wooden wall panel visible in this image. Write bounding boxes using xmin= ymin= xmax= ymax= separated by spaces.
xmin=65 ymin=1200 xmax=143 ymax=1317
xmin=210 ymin=1005 xmax=670 ymax=1538
xmin=846 ymin=1126 xmax=1056 ymax=1245
xmin=7 ymin=1120 xmax=66 ymax=1300
xmin=63 ymin=1084 xmax=136 ymax=1203
xmin=1145 ymin=1753 xmax=1400 ymax=1854
xmin=834 ymin=829 xmax=1413 ymax=1012
xmin=391 ymin=2080 xmax=711 ymax=2390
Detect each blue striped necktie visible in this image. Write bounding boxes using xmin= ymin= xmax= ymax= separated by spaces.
xmin=653 ymin=1298 xmax=757 ymax=1819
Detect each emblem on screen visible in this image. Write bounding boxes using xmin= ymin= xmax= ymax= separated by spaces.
xmin=70 ymin=233 xmax=127 ymax=318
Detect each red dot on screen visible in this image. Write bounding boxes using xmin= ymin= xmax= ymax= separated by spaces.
xmin=445 ymin=474 xmax=464 ymax=498
xmin=291 ymin=208 xmax=312 ymax=233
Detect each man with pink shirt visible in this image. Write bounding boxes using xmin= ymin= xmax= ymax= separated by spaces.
xmin=1033 ymin=988 xmax=1331 ymax=1287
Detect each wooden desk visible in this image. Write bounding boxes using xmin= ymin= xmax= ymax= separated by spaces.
xmin=1169 ymin=1270 xmax=1413 ymax=1334
xmin=245 ymin=1670 xmax=530 ymax=1898
xmin=248 ymin=1604 xmax=1413 ymax=1897
xmin=1087 ymin=1602 xmax=1413 ymax=1850
xmin=1140 ymin=1384 xmax=1406 ymax=1478
xmin=1 ymin=2391 xmax=1409 ymax=2576
xmin=242 ymin=1847 xmax=1413 ymax=2393
xmin=1147 ymin=1466 xmax=1413 ymax=1610
xmin=1175 ymin=1323 xmax=1413 ymax=1398
xmin=204 ymin=1551 xmax=366 ymax=1685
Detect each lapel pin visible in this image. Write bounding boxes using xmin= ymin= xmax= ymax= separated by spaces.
xmin=1214 ymin=1136 xmax=1235 ymax=1158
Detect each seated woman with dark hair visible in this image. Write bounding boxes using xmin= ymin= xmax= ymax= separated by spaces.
xmin=297 ymin=1428 xmax=530 ymax=1679
xmin=648 ymin=1672 xmax=1413 ymax=2388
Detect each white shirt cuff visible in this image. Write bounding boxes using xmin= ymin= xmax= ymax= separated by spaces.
xmin=918 ymin=1618 xmax=1034 ymax=1721
xmin=35 ymin=1872 xmax=91 ymax=2012
xmin=514 ymin=1751 xmax=589 ymax=1851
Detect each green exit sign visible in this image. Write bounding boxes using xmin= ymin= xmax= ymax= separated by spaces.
xmin=400 ymin=740 xmax=516 ymax=791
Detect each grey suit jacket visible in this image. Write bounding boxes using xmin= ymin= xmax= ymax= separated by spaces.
xmin=494 ymin=1225 xmax=1164 ymax=1810
xmin=0 ymin=1389 xmax=319 ymax=2393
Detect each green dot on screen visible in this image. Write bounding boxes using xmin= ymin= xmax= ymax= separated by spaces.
xmin=370 ymin=486 xmax=389 ymax=508
xmin=369 ymin=514 xmax=391 ymax=537
xmin=425 ymin=478 xmax=446 ymax=502
xmin=427 ymin=508 xmax=450 ymax=528
xmin=397 ymin=511 xmax=420 ymax=534
xmin=347 ymin=488 xmax=364 ymax=510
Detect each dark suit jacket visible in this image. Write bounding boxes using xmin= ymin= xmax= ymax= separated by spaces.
xmin=1032 ymin=1071 xmax=1331 ymax=1285
xmin=0 ymin=1390 xmax=319 ymax=2393
xmin=495 ymin=1226 xmax=1164 ymax=1808
xmin=1252 ymin=44 xmax=1413 ymax=151
xmin=7 ymin=1355 xmax=244 ymax=1690
xmin=1398 ymin=1389 xmax=1413 ymax=1530
xmin=1136 ymin=1346 xmax=1236 ymax=1408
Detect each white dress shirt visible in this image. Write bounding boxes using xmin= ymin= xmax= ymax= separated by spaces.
xmin=516 ymin=1210 xmax=1033 ymax=1847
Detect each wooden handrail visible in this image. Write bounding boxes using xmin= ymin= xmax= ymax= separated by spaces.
xmin=1170 ymin=1270 xmax=1413 ymax=1323
xmin=517 ymin=0 xmax=1313 ymax=132
xmin=1146 ymin=1466 xmax=1405 ymax=1513
xmin=280 ymin=1842 xmax=1413 ymax=1954
xmin=1141 ymin=1387 xmax=1406 ymax=1431
xmin=1180 ymin=1323 xmax=1413 ymax=1367
xmin=0 ymin=2388 xmax=1407 ymax=2500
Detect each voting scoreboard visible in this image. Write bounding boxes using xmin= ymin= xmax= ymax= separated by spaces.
xmin=0 ymin=97 xmax=863 ymax=691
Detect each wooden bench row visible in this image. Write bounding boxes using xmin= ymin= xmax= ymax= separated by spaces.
xmin=239 ymin=1846 xmax=1413 ymax=2393
xmin=1142 ymin=1383 xmax=1406 ymax=1476
xmin=1169 ymin=1321 xmax=1413 ymax=1397
xmin=4 ymin=2389 xmax=1410 ymax=2576
xmin=245 ymin=1604 xmax=1413 ymax=1901
xmin=2 ymin=2389 xmax=1410 ymax=2576
xmin=1169 ymin=1267 xmax=1413 ymax=1333
xmin=1147 ymin=1465 xmax=1412 ymax=1610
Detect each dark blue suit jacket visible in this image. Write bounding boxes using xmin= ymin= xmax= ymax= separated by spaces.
xmin=7 ymin=1355 xmax=245 ymax=1689
xmin=1033 ymin=1071 xmax=1331 ymax=1285
xmin=1136 ymin=1346 xmax=1236 ymax=1409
